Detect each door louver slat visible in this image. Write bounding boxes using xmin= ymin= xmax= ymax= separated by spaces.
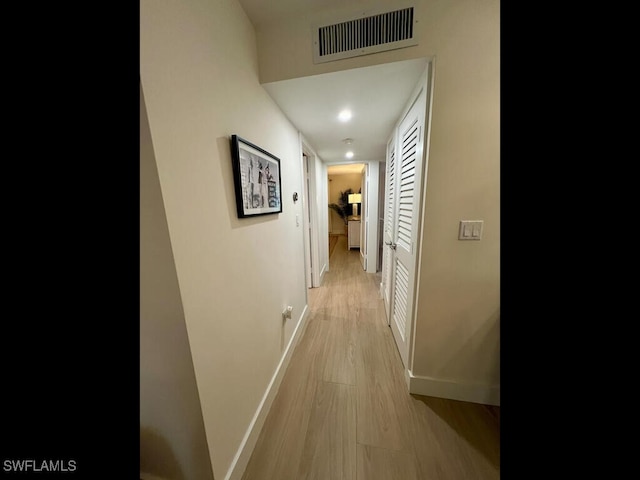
xmin=393 ymin=259 xmax=409 ymax=340
xmin=385 ymin=146 xmax=395 ymax=234
xmin=396 ymin=118 xmax=419 ymax=251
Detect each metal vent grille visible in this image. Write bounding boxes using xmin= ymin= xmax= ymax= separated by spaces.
xmin=313 ymin=7 xmax=417 ymax=64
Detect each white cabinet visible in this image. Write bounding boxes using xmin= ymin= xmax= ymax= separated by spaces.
xmin=348 ymin=219 xmax=361 ymax=249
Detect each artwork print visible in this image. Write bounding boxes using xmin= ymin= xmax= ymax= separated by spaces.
xmin=231 ymin=135 xmax=283 ymax=218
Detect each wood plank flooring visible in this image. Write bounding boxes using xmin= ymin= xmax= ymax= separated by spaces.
xmin=242 ymin=235 xmax=500 ymax=480
xmin=328 ymin=234 xmax=340 ymax=258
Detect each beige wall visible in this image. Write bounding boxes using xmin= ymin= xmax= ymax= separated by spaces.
xmin=413 ymin=0 xmax=500 ymax=388
xmin=140 ymin=0 xmax=309 ymax=478
xmin=328 ymin=173 xmax=362 ymax=234
xmin=254 ymin=0 xmax=428 ymax=83
xmin=140 ymin=84 xmax=214 ymax=480
xmin=256 ymin=0 xmax=500 ymax=392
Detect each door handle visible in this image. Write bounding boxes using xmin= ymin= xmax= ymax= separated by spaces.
xmin=385 ymin=241 xmax=396 ymax=250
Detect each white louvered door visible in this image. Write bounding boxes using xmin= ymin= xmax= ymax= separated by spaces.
xmin=381 ymin=135 xmax=396 ymax=322
xmin=388 ymin=85 xmax=427 ymax=368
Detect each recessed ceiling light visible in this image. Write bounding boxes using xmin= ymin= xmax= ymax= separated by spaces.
xmin=338 ymin=110 xmax=352 ymax=122
xmin=345 ymin=151 xmax=354 ymax=159
xmin=342 ymin=138 xmax=354 ymax=145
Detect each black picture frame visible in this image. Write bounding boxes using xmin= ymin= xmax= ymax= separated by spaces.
xmin=230 ymin=135 xmax=283 ymax=218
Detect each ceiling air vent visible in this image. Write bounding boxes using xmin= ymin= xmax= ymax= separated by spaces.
xmin=312 ymin=6 xmax=418 ymax=64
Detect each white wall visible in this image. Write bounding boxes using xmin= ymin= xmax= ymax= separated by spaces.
xmin=410 ymin=0 xmax=500 ymax=400
xmin=140 ymin=0 xmax=310 ymax=478
xmin=255 ymin=0 xmax=500 ymax=403
xmin=315 ymin=159 xmax=329 ymax=276
xmin=140 ymin=83 xmax=214 ymax=480
xmin=302 ymin=137 xmax=329 ymax=282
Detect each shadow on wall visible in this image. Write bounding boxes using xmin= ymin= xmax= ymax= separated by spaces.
xmin=140 ymin=427 xmax=185 ymax=480
xmin=411 ymin=394 xmax=500 ymax=469
xmin=438 ymin=308 xmax=501 ymax=387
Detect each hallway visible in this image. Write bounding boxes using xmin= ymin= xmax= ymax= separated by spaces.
xmin=242 ymin=235 xmax=500 ymax=479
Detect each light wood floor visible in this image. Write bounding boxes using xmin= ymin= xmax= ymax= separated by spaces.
xmin=242 ymin=235 xmax=500 ymax=480
xmin=328 ymin=234 xmax=341 ymax=258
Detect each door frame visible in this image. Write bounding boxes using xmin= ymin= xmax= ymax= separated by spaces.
xmin=325 ymin=160 xmax=382 ymax=274
xmin=360 ymin=164 xmax=367 ymax=270
xmin=380 ymin=61 xmax=434 ymax=373
xmin=300 ymin=136 xmax=321 ymax=288
xmin=363 ymin=162 xmax=380 ymax=274
xmin=408 ymin=59 xmax=436 ymax=372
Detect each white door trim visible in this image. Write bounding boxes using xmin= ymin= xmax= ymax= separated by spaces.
xmin=300 ymin=135 xmax=320 ymax=288
xmin=364 ymin=162 xmax=380 ymax=273
xmin=408 ymin=59 xmax=435 ymax=370
xmin=325 ymin=159 xmax=382 ymax=274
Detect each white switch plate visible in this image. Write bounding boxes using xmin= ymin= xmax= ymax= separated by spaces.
xmin=459 ymin=220 xmax=483 ymax=240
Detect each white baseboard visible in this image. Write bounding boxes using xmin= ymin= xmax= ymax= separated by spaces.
xmin=319 ymin=263 xmax=327 ymax=283
xmin=224 ymin=305 xmax=310 ymax=480
xmin=407 ymin=370 xmax=500 ymax=406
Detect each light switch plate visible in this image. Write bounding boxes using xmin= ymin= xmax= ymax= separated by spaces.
xmin=459 ymin=220 xmax=483 ymax=240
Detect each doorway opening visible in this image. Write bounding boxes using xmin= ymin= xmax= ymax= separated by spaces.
xmin=326 ymin=161 xmax=384 ymax=275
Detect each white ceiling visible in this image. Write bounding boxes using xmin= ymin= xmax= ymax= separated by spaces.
xmin=239 ymin=1 xmax=427 ymax=165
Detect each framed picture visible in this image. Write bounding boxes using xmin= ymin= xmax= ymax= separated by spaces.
xmin=230 ymin=135 xmax=283 ymax=218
